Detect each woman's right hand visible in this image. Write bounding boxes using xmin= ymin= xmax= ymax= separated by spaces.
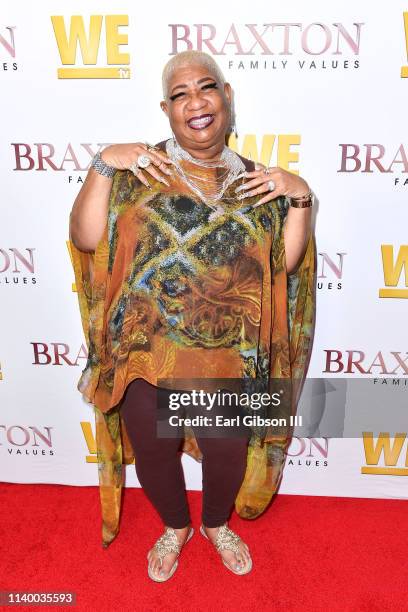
xmin=100 ymin=143 xmax=174 ymax=187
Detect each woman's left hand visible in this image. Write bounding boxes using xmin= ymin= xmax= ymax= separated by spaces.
xmin=235 ymin=163 xmax=310 ymax=208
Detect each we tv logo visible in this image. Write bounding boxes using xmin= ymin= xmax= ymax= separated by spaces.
xmin=402 ymin=12 xmax=408 ymax=77
xmin=362 ymin=432 xmax=408 ymax=476
xmin=81 ymin=421 xmax=135 ymax=464
xmin=228 ymin=134 xmax=301 ymax=174
xmin=51 ymin=15 xmax=130 ymax=79
xmin=379 ymin=245 xmax=408 ymax=299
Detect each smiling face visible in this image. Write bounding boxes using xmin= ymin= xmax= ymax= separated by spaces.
xmin=160 ymin=63 xmax=232 ymax=160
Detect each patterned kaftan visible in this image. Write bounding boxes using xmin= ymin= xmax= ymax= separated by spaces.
xmin=70 ymin=140 xmax=316 ymax=547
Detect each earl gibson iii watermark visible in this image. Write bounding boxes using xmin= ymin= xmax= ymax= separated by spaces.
xmin=155 ymin=377 xmax=408 ymax=440
xmin=156 ymin=378 xmax=298 ymax=439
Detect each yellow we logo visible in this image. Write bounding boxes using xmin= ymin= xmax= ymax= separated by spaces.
xmin=402 ymin=12 xmax=408 ymax=77
xmin=228 ymin=134 xmax=301 ymax=174
xmin=51 ymin=15 xmax=130 ymax=79
xmin=379 ymin=245 xmax=408 ymax=298
xmin=80 ymin=421 xmax=135 ymax=464
xmin=362 ymin=432 xmax=408 ymax=476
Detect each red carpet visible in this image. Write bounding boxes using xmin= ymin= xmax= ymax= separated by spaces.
xmin=0 ymin=483 xmax=406 ymax=611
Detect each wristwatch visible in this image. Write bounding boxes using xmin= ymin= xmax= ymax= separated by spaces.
xmin=91 ymin=151 xmax=117 ymax=178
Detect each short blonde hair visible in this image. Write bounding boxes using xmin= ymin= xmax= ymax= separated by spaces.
xmin=162 ymin=50 xmax=226 ymax=99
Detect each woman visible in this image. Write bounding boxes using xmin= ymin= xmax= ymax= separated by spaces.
xmin=69 ymin=50 xmax=315 ymax=581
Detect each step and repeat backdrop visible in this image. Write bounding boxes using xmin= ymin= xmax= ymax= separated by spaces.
xmin=1 ymin=1 xmax=407 ymax=500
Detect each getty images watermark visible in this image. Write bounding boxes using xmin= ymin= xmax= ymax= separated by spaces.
xmin=156 ymin=377 xmax=407 ymax=439
xmin=166 ymin=388 xmax=302 ymax=428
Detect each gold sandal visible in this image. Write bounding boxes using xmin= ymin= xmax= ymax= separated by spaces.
xmin=200 ymin=523 xmax=252 ymax=575
xmin=147 ymin=526 xmax=194 ymax=582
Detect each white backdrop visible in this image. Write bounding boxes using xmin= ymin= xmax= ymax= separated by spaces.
xmin=1 ymin=0 xmax=407 ymax=500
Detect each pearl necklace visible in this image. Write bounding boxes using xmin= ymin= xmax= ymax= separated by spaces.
xmin=166 ymin=137 xmax=245 ymax=210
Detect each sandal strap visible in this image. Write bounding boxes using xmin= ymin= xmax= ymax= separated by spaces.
xmin=214 ymin=524 xmax=241 ymax=555
xmin=153 ymin=527 xmax=180 ymax=565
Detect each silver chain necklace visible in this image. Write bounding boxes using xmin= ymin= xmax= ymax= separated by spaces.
xmin=166 ymin=137 xmax=245 ymax=210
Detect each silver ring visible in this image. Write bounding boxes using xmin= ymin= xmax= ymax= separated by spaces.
xmin=263 ymin=168 xmax=271 ymax=175
xmin=268 ymin=179 xmax=276 ymax=191
xmin=129 ymin=161 xmax=139 ymax=175
xmin=137 ymin=154 xmax=152 ymax=169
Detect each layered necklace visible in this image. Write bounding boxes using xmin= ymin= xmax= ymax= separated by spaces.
xmin=166 ymin=137 xmax=245 ymax=211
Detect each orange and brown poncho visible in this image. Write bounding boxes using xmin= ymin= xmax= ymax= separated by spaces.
xmin=70 ymin=140 xmax=316 ymax=547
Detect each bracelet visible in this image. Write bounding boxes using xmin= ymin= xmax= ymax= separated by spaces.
xmin=90 ymin=151 xmax=117 ymax=178
xmin=286 ymin=191 xmax=314 ymax=208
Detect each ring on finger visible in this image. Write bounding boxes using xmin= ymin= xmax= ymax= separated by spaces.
xmin=267 ymin=179 xmax=276 ymax=191
xmin=263 ymin=168 xmax=271 ymax=175
xmin=129 ymin=161 xmax=139 ymax=175
xmin=136 ymin=154 xmax=151 ymax=169
xmin=145 ymin=143 xmax=160 ymax=152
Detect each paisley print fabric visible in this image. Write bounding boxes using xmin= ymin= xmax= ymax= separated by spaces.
xmin=70 ymin=140 xmax=316 ymax=547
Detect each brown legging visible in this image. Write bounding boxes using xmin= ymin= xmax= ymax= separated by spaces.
xmin=120 ymin=378 xmax=250 ymax=528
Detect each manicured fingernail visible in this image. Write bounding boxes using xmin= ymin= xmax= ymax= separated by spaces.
xmin=237 ymin=193 xmax=250 ymax=200
xmin=235 ymin=172 xmax=247 ymax=180
xmin=235 ymin=185 xmax=246 ymax=193
xmin=160 ymin=177 xmax=170 ymax=186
